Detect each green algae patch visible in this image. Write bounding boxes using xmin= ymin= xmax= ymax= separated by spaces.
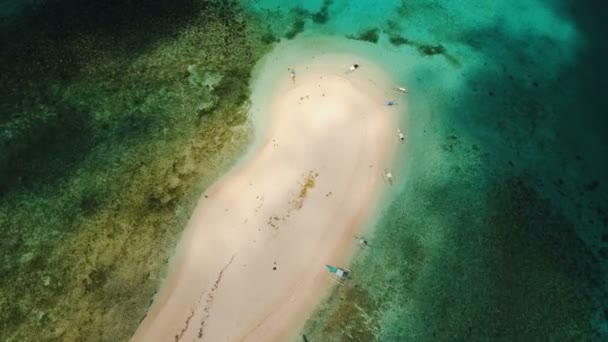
xmin=295 ymin=171 xmax=318 ymax=209
xmin=299 ymin=171 xmax=318 ymax=200
xmin=0 ymin=1 xmax=272 ymax=341
xmin=305 ymin=284 xmax=381 ymax=342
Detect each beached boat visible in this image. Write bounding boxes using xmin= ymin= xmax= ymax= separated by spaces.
xmin=325 ymin=264 xmax=351 ymax=285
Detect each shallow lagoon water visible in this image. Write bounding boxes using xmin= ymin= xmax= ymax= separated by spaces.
xmin=243 ymin=0 xmax=608 ymax=340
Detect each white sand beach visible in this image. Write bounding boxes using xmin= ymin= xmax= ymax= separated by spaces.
xmin=131 ymin=45 xmax=402 ymax=342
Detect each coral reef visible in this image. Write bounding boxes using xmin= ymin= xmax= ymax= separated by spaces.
xmin=0 ymin=1 xmax=270 ymax=341
xmin=347 ymin=28 xmax=380 ymax=44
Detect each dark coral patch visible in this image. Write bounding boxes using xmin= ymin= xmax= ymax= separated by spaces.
xmin=417 ymin=44 xmax=446 ymax=56
xmin=388 ymin=34 xmax=411 ymax=46
xmin=347 ymin=28 xmax=380 ymax=43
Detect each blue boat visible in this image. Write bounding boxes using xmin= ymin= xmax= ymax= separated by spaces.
xmin=325 ymin=264 xmax=351 ymax=284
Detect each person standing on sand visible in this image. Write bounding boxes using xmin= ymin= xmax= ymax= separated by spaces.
xmin=384 ymin=169 xmax=393 ymax=184
xmin=288 ymin=67 xmax=296 ymax=84
xmin=397 ymin=129 xmax=405 ymax=142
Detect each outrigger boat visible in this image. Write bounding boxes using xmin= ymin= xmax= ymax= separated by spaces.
xmin=325 ymin=264 xmax=351 ymax=285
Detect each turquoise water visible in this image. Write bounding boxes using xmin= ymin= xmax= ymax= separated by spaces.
xmin=242 ymin=0 xmax=608 ymax=340
xmin=1 ymin=0 xmax=607 ymax=340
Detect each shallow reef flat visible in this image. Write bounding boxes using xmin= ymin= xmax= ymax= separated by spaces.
xmin=0 ymin=1 xmax=275 ymax=340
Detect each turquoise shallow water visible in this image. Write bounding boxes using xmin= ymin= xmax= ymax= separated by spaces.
xmin=1 ymin=0 xmax=606 ymax=340
xmin=242 ymin=0 xmax=608 ymax=340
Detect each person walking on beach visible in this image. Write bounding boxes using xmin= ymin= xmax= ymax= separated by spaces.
xmin=397 ymin=129 xmax=405 ymax=142
xmin=384 ymin=169 xmax=393 ymax=185
xmin=288 ymin=67 xmax=296 ymax=84
xmin=354 ymin=235 xmax=369 ymax=248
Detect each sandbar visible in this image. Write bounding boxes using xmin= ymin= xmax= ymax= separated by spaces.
xmin=131 ymin=48 xmax=401 ymax=341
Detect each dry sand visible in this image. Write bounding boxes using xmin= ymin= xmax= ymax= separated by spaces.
xmin=131 ymin=52 xmax=401 ymax=342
